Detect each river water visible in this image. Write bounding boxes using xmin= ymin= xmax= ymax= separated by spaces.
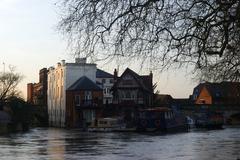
xmin=0 ymin=127 xmax=239 ymax=160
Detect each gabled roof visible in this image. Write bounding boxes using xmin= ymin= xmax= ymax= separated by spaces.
xmin=154 ymin=94 xmax=173 ymax=106
xmin=96 ymin=69 xmax=113 ymax=78
xmin=193 ymin=81 xmax=240 ymax=99
xmin=67 ymin=76 xmax=102 ymax=91
xmin=112 ymin=68 xmax=153 ymax=93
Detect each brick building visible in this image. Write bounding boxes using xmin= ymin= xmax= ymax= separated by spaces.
xmin=110 ymin=68 xmax=153 ymax=127
xmin=192 ymin=81 xmax=240 ymax=105
xmin=27 ymin=68 xmax=48 ymax=107
xmin=66 ymin=76 xmax=103 ymax=128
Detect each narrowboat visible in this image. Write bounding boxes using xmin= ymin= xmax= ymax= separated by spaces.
xmin=195 ymin=111 xmax=224 ymax=129
xmin=136 ymin=107 xmax=188 ymax=132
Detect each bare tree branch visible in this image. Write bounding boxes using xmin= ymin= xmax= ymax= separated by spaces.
xmin=58 ymin=0 xmax=240 ymax=82
xmin=0 ymin=66 xmax=23 ymax=102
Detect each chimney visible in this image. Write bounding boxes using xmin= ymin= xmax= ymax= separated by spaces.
xmin=57 ymin=62 xmax=61 ymax=67
xmin=149 ymin=71 xmax=153 ymax=79
xmin=48 ymin=66 xmax=55 ymax=71
xmin=114 ymin=69 xmax=118 ymax=82
xmin=27 ymin=83 xmax=34 ymax=103
xmin=75 ymin=58 xmax=86 ymax=64
xmin=61 ymin=60 xmax=66 ymax=66
xmin=149 ymin=71 xmax=153 ymax=92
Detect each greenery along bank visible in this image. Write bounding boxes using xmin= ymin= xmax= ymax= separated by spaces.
xmin=0 ymin=97 xmax=32 ymax=134
xmin=0 ymin=97 xmax=49 ymax=134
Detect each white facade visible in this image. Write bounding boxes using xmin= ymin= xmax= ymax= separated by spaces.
xmin=47 ymin=58 xmax=96 ymax=127
xmin=96 ymin=77 xmax=114 ymax=104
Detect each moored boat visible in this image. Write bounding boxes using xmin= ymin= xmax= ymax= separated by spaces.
xmin=88 ymin=117 xmax=128 ymax=132
xmin=195 ymin=111 xmax=224 ymax=129
xmin=136 ymin=107 xmax=188 ymax=132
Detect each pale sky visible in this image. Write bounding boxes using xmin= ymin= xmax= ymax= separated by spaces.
xmin=0 ymin=0 xmax=197 ymax=99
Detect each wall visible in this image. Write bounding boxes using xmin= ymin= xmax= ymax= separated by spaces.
xmin=96 ymin=77 xmax=114 ymax=104
xmin=195 ymin=86 xmax=212 ymax=104
xmin=47 ymin=61 xmax=97 ymax=127
xmin=27 ymin=83 xmax=34 ymax=103
xmin=66 ymin=90 xmax=103 ymax=128
xmin=48 ymin=65 xmax=65 ymax=127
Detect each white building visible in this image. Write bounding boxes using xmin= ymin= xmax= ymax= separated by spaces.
xmin=47 ymin=58 xmax=96 ymax=127
xmin=96 ymin=69 xmax=114 ymax=104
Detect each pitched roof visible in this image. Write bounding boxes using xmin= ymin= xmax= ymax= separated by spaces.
xmin=112 ymin=68 xmax=153 ymax=93
xmin=96 ymin=69 xmax=113 ymax=78
xmin=154 ymin=94 xmax=173 ymax=106
xmin=67 ymin=76 xmax=102 ymax=91
xmin=193 ymin=81 xmax=240 ymax=103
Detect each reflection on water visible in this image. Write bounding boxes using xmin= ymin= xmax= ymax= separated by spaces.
xmin=0 ymin=128 xmax=240 ymax=160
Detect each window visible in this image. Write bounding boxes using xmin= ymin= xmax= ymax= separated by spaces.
xmin=61 ymin=70 xmax=63 ymax=78
xmin=102 ymin=79 xmax=106 ymax=84
xmin=75 ymin=95 xmax=81 ymax=106
xmin=104 ymin=88 xmax=110 ymax=95
xmin=57 ymin=87 xmax=59 ymax=98
xmin=85 ymin=91 xmax=92 ymax=100
xmin=123 ymin=74 xmax=133 ymax=80
xmin=61 ymin=86 xmax=63 ymax=97
xmin=193 ymin=94 xmax=197 ymax=100
xmin=110 ymin=79 xmax=114 ymax=83
xmin=125 ymin=91 xmax=131 ymax=98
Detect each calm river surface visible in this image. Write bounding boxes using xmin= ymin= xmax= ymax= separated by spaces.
xmin=0 ymin=127 xmax=240 ymax=160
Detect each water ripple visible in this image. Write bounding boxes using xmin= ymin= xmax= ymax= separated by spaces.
xmin=0 ymin=127 xmax=240 ymax=160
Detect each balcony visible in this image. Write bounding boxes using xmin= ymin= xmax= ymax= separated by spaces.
xmin=112 ymin=98 xmax=144 ymax=105
xmin=75 ymin=99 xmax=102 ymax=109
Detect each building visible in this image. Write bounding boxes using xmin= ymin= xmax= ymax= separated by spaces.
xmin=111 ymin=68 xmax=153 ymax=127
xmin=47 ymin=58 xmax=97 ymax=127
xmin=153 ymin=94 xmax=173 ymax=107
xmin=112 ymin=68 xmax=153 ymax=107
xmin=96 ymin=69 xmax=114 ymax=104
xmin=66 ymin=76 xmax=103 ymax=128
xmin=192 ymin=81 xmax=240 ymax=105
xmin=27 ymin=68 xmax=48 ymax=107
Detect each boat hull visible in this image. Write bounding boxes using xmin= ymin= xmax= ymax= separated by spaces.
xmin=136 ymin=108 xmax=188 ymax=133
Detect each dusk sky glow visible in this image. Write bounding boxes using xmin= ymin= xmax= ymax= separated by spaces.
xmin=0 ymin=0 xmax=197 ymax=99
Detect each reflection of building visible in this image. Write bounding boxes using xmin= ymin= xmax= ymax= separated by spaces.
xmin=192 ymin=82 xmax=240 ymax=105
xmin=27 ymin=68 xmax=48 ymax=107
xmin=96 ymin=69 xmax=114 ymax=104
xmin=66 ymin=76 xmax=103 ymax=128
xmin=112 ymin=68 xmax=153 ymax=107
xmin=47 ymin=58 xmax=97 ymax=127
xmin=47 ymin=129 xmax=65 ymax=160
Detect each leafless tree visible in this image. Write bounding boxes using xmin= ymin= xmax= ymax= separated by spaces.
xmin=0 ymin=66 xmax=23 ymax=102
xmin=58 ymin=0 xmax=240 ymax=81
